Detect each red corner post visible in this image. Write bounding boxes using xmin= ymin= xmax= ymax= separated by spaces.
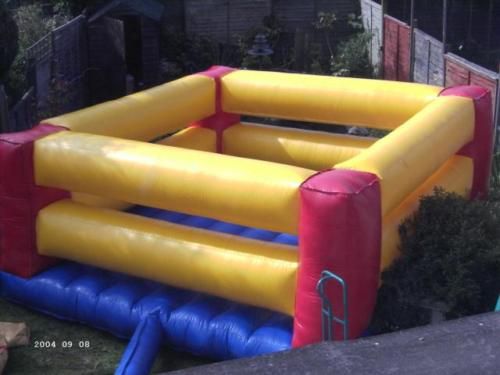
xmin=293 ymin=169 xmax=381 ymax=347
xmin=0 ymin=124 xmax=69 ymax=277
xmin=440 ymin=86 xmax=494 ymax=199
xmin=196 ymin=66 xmax=240 ymax=153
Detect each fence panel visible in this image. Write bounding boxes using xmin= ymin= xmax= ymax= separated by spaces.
xmin=383 ymin=15 xmax=411 ymax=81
xmin=26 ymin=33 xmax=53 ymax=109
xmin=413 ymin=29 xmax=444 ymax=86
xmin=8 ymin=87 xmax=36 ymax=132
xmin=0 ymin=86 xmax=9 ymax=133
xmin=361 ymin=0 xmax=383 ymax=75
xmin=51 ymin=15 xmax=88 ymax=113
xmin=445 ymin=53 xmax=500 ymax=133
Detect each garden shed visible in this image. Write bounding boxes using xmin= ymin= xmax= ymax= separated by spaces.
xmin=87 ymin=0 xmax=165 ymax=104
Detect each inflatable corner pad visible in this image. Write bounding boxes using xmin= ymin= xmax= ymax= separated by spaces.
xmin=440 ymin=86 xmax=493 ymax=199
xmin=0 ymin=124 xmax=69 ymax=277
xmin=197 ymin=65 xmax=237 ymax=79
xmin=194 ymin=66 xmax=240 ymax=152
xmin=115 ymin=313 xmax=164 ymax=375
xmin=293 ymin=169 xmax=381 ymax=347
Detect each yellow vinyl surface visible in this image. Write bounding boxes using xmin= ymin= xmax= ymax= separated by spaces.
xmin=223 ymin=122 xmax=376 ymax=170
xmin=29 ymin=68 xmax=480 ymax=322
xmin=35 ymin=132 xmax=315 ymax=234
xmin=37 ymin=200 xmax=298 ymax=315
xmin=43 ymin=75 xmax=215 ymax=141
xmin=159 ymin=127 xmax=216 ymax=152
xmin=381 ymin=155 xmax=473 ymax=271
xmin=221 ymin=70 xmax=442 ymax=130
xmin=336 ymin=96 xmax=475 ymax=215
xmin=72 ymin=128 xmax=217 ymax=209
xmin=71 ymin=193 xmax=131 ymax=210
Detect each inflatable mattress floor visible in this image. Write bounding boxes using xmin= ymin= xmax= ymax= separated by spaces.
xmin=0 ymin=206 xmax=295 ymax=373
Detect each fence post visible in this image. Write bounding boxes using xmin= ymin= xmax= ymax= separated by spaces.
xmin=409 ymin=0 xmax=416 ymax=80
xmin=381 ymin=0 xmax=387 ymax=78
xmin=442 ymin=0 xmax=448 ymax=84
xmin=0 ymin=85 xmax=9 ymax=133
xmin=495 ymin=64 xmax=500 ymax=150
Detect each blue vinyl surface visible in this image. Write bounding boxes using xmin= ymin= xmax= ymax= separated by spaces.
xmin=0 ymin=206 xmax=295 ymax=372
xmin=127 ymin=205 xmax=299 ymax=246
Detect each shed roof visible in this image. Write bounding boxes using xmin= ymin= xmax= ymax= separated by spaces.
xmin=89 ymin=0 xmax=165 ymax=23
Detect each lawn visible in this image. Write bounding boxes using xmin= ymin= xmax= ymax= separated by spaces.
xmin=0 ymin=298 xmax=211 ymax=374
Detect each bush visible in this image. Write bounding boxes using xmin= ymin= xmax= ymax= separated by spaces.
xmin=160 ymin=28 xmax=221 ymax=76
xmin=370 ymin=188 xmax=500 ymax=334
xmin=4 ymin=3 xmax=69 ymax=103
xmin=0 ymin=1 xmax=19 ymax=80
xmin=330 ymin=15 xmax=373 ymax=78
xmin=15 ymin=3 xmax=69 ymax=51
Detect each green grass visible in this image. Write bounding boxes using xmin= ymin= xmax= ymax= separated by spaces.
xmin=0 ymin=298 xmax=211 ymax=374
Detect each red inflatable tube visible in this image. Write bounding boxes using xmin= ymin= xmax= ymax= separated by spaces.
xmin=0 ymin=124 xmax=69 ymax=277
xmin=293 ymin=169 xmax=382 ymax=347
xmin=440 ymin=86 xmax=494 ymax=199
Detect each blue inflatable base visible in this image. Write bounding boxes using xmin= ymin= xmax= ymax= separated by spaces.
xmin=0 ymin=206 xmax=297 ymax=374
xmin=127 ymin=205 xmax=299 ymax=245
xmin=0 ymin=262 xmax=292 ymax=373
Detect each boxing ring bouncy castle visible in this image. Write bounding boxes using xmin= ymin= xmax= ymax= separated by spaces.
xmin=0 ymin=66 xmax=493 ymax=374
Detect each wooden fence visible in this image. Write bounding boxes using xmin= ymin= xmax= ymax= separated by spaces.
xmin=0 ymin=86 xmax=9 ymax=133
xmin=360 ymin=0 xmax=383 ymax=75
xmin=413 ymin=29 xmax=444 ymax=86
xmin=383 ymin=15 xmax=411 ymax=81
xmin=445 ymin=53 xmax=500 ymax=130
xmin=360 ymin=0 xmax=500 ymax=135
xmin=0 ymin=86 xmax=36 ymax=133
xmin=184 ymin=0 xmax=359 ymax=44
xmin=50 ymin=15 xmax=88 ymax=113
xmin=0 ymin=16 xmax=89 ymax=133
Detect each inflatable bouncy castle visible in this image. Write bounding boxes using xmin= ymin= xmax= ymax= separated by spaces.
xmin=0 ymin=67 xmax=493 ymax=374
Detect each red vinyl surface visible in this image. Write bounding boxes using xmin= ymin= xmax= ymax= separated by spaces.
xmin=293 ymin=169 xmax=382 ymax=346
xmin=0 ymin=124 xmax=69 ymax=277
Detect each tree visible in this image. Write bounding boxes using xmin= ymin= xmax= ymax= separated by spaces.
xmin=0 ymin=1 xmax=19 ymax=80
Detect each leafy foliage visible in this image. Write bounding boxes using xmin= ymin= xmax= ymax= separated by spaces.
xmin=370 ymin=188 xmax=500 ymax=334
xmin=160 ymin=28 xmax=222 ymax=77
xmin=330 ymin=14 xmax=373 ymax=78
xmin=311 ymin=12 xmax=373 ymax=78
xmin=4 ymin=3 xmax=69 ymax=103
xmin=490 ymin=152 xmax=500 ymax=190
xmin=313 ymin=11 xmax=337 ymax=57
xmin=0 ymin=1 xmax=19 ymax=79
xmin=238 ymin=15 xmax=284 ymax=70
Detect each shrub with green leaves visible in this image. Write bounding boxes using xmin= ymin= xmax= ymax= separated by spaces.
xmin=370 ymin=188 xmax=500 ymax=334
xmin=330 ymin=14 xmax=373 ymax=78
xmin=4 ymin=3 xmax=70 ymax=103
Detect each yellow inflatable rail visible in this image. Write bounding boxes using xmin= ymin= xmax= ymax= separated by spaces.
xmin=1 ymin=66 xmax=491 ymax=348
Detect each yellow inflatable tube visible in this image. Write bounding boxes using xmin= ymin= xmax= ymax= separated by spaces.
xmin=43 ymin=75 xmax=215 ymax=141
xmin=159 ymin=127 xmax=217 ymax=152
xmin=71 ymin=127 xmax=217 ymax=210
xmin=337 ymin=96 xmax=475 ymax=215
xmin=34 ymin=132 xmax=315 ymax=234
xmin=223 ymin=123 xmax=376 ymax=170
xmin=222 ymin=70 xmax=442 ymax=130
xmin=37 ymin=200 xmax=298 ymax=315
xmin=381 ymin=155 xmax=473 ymax=271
